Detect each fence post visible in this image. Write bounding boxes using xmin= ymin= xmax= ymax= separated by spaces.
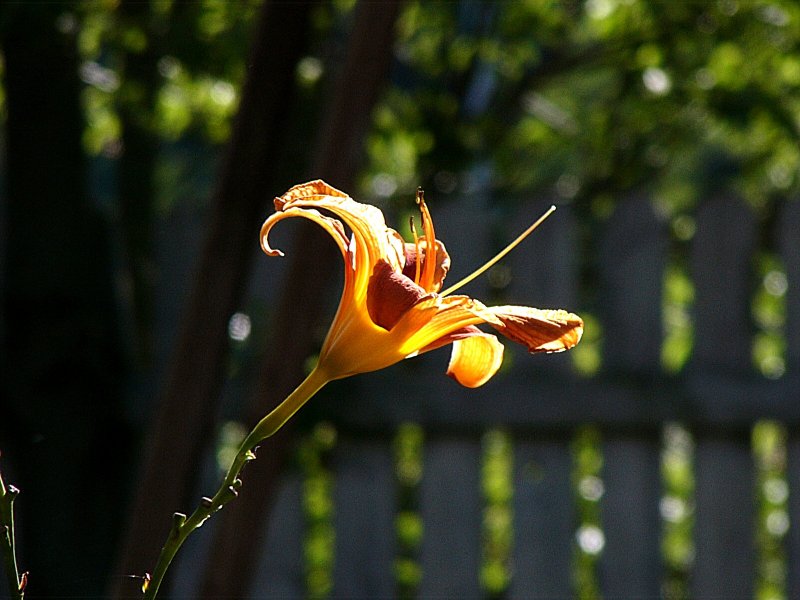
xmin=689 ymin=195 xmax=757 ymax=598
xmin=595 ymin=196 xmax=667 ymax=597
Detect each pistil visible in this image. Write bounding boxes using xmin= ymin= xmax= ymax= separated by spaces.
xmin=409 ymin=215 xmax=422 ymax=286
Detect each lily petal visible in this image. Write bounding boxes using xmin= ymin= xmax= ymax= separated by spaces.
xmin=447 ymin=334 xmax=505 ymax=388
xmin=486 ymin=306 xmax=584 ymax=353
xmin=367 ymin=260 xmax=430 ymax=330
xmin=274 ymin=179 xmax=349 ymax=209
xmin=397 ymin=295 xmax=488 ymax=356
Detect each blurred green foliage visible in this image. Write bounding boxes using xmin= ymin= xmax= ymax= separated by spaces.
xmin=661 ymin=423 xmax=695 ymax=600
xmin=572 ymin=426 xmax=604 ymax=600
xmin=300 ymin=422 xmax=337 ymax=599
xmin=362 ymin=0 xmax=800 ymax=217
xmin=753 ymin=421 xmax=790 ymax=600
xmin=393 ymin=423 xmax=424 ymax=598
xmin=662 ymin=263 xmax=694 ymax=374
xmin=480 ymin=429 xmax=513 ymax=596
xmin=753 ymin=254 xmax=788 ymax=379
xmin=77 ymin=0 xmax=259 ymax=152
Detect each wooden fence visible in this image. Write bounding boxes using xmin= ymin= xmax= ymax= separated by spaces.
xmin=172 ymin=193 xmax=800 ymax=598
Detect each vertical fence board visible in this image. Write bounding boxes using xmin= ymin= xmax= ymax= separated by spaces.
xmin=690 ymin=195 xmax=757 ymax=598
xmin=419 ymin=438 xmax=483 ymax=599
xmin=597 ymin=196 xmax=667 ymax=374
xmin=787 ymin=437 xmax=800 ymax=599
xmin=597 ymin=197 xmax=666 ymax=597
xmin=692 ymin=436 xmax=755 ymax=598
xmin=691 ymin=196 xmax=756 ymax=372
xmin=779 ymin=199 xmax=800 ymax=374
xmin=779 ymin=199 xmax=800 ymax=597
xmin=331 ymin=440 xmax=396 ymax=598
xmin=510 ymin=439 xmax=574 ymax=599
xmin=246 ymin=473 xmax=305 ymax=598
xmin=600 ymin=437 xmax=663 ymax=595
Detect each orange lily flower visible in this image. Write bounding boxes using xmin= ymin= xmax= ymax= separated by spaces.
xmin=260 ymin=180 xmax=583 ymax=389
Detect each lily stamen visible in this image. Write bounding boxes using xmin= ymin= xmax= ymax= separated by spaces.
xmin=409 ymin=215 xmax=422 ymax=286
xmin=439 ymin=205 xmax=557 ymax=297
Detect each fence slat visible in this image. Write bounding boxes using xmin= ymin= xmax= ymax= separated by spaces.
xmin=690 ymin=195 xmax=757 ymax=597
xmin=599 ymin=436 xmax=663 ymax=595
xmin=779 ymin=199 xmax=800 ymax=596
xmin=596 ymin=197 xmax=666 ymax=597
xmin=510 ymin=439 xmax=574 ymax=598
xmin=246 ymin=473 xmax=305 ymax=598
xmin=598 ymin=196 xmax=668 ymax=374
xmin=691 ymin=196 xmax=756 ymax=373
xmin=788 ymin=437 xmax=800 ymax=599
xmin=779 ymin=199 xmax=800 ymax=373
xmin=692 ymin=435 xmax=755 ymax=598
xmin=331 ymin=440 xmax=396 ymax=598
xmin=419 ymin=438 xmax=483 ymax=598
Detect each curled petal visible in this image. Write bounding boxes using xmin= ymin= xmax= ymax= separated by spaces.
xmin=487 ymin=306 xmax=584 ymax=353
xmin=261 ymin=207 xmax=348 ymax=257
xmin=269 ymin=181 xmax=406 ymax=297
xmin=277 ymin=184 xmax=397 ymax=264
xmin=274 ymin=180 xmax=348 ymax=210
xmin=447 ymin=334 xmax=505 ymax=388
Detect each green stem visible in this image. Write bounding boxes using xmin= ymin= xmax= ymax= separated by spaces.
xmin=0 ymin=461 xmax=24 ymax=600
xmin=142 ymin=366 xmax=330 ymax=599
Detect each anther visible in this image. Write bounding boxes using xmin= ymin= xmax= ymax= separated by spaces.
xmin=413 ymin=186 xmax=437 ymax=289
